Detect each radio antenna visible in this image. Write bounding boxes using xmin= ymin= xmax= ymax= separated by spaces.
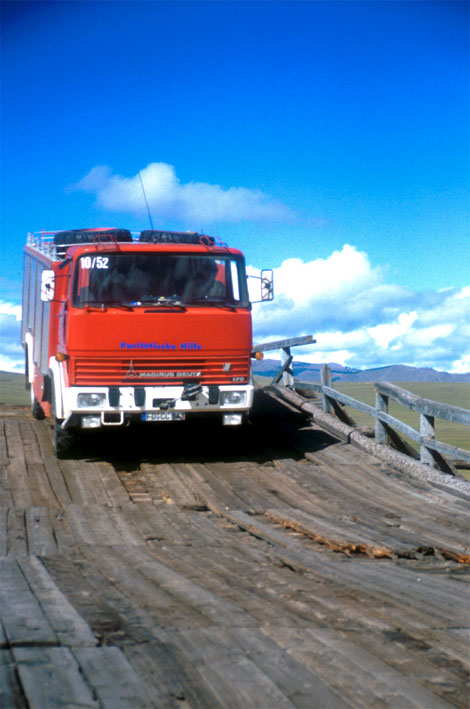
xmin=138 ymin=171 xmax=154 ymax=229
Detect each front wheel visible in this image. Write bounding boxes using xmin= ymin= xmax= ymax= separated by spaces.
xmin=49 ymin=378 xmax=75 ymax=458
xmin=53 ymin=418 xmax=76 ymax=459
xmin=31 ymin=390 xmax=45 ymax=420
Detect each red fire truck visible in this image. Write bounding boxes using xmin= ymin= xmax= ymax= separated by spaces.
xmin=21 ymin=228 xmax=273 ymax=456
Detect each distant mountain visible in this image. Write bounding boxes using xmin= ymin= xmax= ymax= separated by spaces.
xmin=253 ymin=359 xmax=470 ymax=383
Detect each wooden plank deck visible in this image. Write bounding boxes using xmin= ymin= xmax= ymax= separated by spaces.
xmin=0 ymin=390 xmax=468 ymax=708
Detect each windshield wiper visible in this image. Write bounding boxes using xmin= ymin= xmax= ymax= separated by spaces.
xmin=84 ymin=301 xmax=133 ymax=311
xmin=187 ymin=297 xmax=237 ymax=310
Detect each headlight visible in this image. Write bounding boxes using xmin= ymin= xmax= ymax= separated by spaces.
xmin=77 ymin=393 xmax=106 ymax=408
xmin=220 ymin=390 xmax=246 ymax=406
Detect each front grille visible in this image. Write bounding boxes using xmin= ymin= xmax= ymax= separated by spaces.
xmin=72 ymin=355 xmax=250 ymax=386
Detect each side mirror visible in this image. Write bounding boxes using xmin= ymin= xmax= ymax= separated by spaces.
xmin=40 ymin=269 xmax=55 ymax=302
xmin=261 ymin=269 xmax=274 ymax=301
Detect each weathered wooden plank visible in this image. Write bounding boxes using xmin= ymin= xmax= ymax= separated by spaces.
xmin=18 ymin=556 xmax=97 ymax=648
xmin=73 ymin=647 xmax=151 ymax=708
xmin=0 ymin=558 xmax=57 ymax=646
xmin=377 ymin=408 xmax=422 ymax=442
xmin=341 ymin=626 xmax=470 ymax=707
xmin=0 ymin=507 xmax=7 ymax=557
xmin=173 ymin=462 xmax=251 ymax=514
xmin=123 ymin=637 xmax=221 ymax=708
xmin=377 ymin=382 xmax=470 ymax=425
xmin=18 ymin=421 xmax=43 ymax=464
xmin=203 ymin=461 xmax=285 ymax=513
xmin=0 ymin=649 xmax=27 ymax=709
xmin=41 ymin=553 xmax=153 ymax=646
xmin=14 ymin=647 xmax=99 ymax=708
xmin=144 ymin=541 xmax=332 ymax=630
xmin=211 ymin=626 xmax=348 ymax=708
xmin=48 ymin=507 xmax=78 ymax=552
xmin=93 ymin=461 xmax=130 ymax=506
xmin=168 ymin=627 xmax=297 ymax=709
xmin=6 ymin=508 xmax=28 ymax=557
xmin=31 ymin=418 xmax=54 ymax=458
xmin=264 ymin=507 xmax=420 ymax=559
xmin=218 ymin=510 xmax=468 ymax=628
xmin=0 ymin=420 xmax=7 ymax=460
xmin=421 ymin=436 xmax=470 ymax=464
xmin=0 ymin=461 xmax=14 ymax=507
xmin=60 ymin=459 xmax=111 ymax=506
xmin=4 ymin=421 xmax=33 ymax=508
xmin=264 ymin=625 xmax=456 ymax=708
xmin=252 ymin=334 xmax=315 ymax=353
xmin=105 ymin=544 xmax=255 ymax=630
xmin=84 ymin=503 xmax=145 ymax=548
xmin=144 ymin=504 xmax=211 ymax=546
xmin=56 ymin=503 xmax=99 ymax=547
xmin=121 ymin=462 xmax=164 ymax=504
xmin=25 ymin=506 xmax=58 ymax=556
xmin=114 ymin=500 xmax=173 ymax=545
xmin=42 ymin=454 xmax=73 ymax=505
xmin=142 ymin=461 xmax=206 ymax=509
xmin=25 ymin=461 xmax=60 ymax=507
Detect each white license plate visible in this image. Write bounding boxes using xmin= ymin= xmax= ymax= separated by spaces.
xmin=143 ymin=412 xmax=186 ymax=422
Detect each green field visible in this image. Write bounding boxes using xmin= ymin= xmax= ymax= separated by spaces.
xmin=256 ymin=375 xmax=470 ymax=460
xmin=332 ymin=381 xmax=470 ymax=471
xmin=0 ymin=371 xmax=30 ymax=406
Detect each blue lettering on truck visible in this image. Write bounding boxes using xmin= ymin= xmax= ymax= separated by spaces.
xmin=120 ymin=342 xmax=202 ymax=350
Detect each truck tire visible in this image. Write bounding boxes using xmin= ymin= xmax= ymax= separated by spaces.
xmin=53 ymin=418 xmax=75 ymax=459
xmin=49 ymin=378 xmax=75 ymax=458
xmin=31 ymin=393 xmax=45 ymax=420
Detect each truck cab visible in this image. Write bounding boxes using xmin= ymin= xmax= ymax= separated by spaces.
xmin=22 ymin=229 xmax=273 ymax=456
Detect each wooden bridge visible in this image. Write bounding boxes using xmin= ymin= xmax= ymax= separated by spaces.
xmin=1 ymin=385 xmax=469 ymax=708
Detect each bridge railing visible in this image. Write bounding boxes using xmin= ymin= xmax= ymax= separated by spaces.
xmin=296 ymin=365 xmax=470 ymax=476
xmin=252 ymin=335 xmax=316 ymax=387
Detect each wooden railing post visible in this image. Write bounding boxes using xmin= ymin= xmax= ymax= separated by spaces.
xmin=375 ymin=391 xmax=389 ymax=444
xmin=321 ymin=365 xmax=332 ymax=414
xmin=420 ymin=414 xmax=436 ymax=467
xmin=280 ymin=346 xmax=294 ymax=387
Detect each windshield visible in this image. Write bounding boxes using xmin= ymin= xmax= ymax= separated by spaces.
xmin=72 ymin=253 xmax=249 ymax=308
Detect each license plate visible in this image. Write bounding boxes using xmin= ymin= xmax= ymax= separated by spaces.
xmin=143 ymin=412 xmax=186 ymax=422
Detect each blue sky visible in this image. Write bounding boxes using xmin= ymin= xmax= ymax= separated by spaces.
xmin=1 ymin=1 xmax=469 ymax=372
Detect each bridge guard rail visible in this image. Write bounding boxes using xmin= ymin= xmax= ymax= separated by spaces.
xmin=252 ymin=335 xmax=316 ymax=387
xmin=288 ymin=365 xmax=470 ymax=478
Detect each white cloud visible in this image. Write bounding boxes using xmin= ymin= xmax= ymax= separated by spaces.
xmin=0 ymin=301 xmax=24 ymax=372
xmin=72 ymin=163 xmax=293 ymax=224
xmin=406 ymin=324 xmax=456 ymax=347
xmin=252 ymin=247 xmax=470 ymax=373
xmin=451 ymin=354 xmax=470 ymax=374
xmin=367 ymin=312 xmax=418 ymax=348
xmin=250 ymin=245 xmax=413 ymax=335
xmin=0 ymin=302 xmax=21 ymax=321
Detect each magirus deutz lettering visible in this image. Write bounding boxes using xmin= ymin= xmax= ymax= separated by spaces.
xmin=21 ymin=228 xmax=274 ymax=457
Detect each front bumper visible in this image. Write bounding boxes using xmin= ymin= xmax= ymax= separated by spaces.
xmin=62 ymin=383 xmax=254 ymax=427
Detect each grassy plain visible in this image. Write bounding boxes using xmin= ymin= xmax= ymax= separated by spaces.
xmin=0 ymin=371 xmax=29 ymax=405
xmin=334 ymin=382 xmax=470 ymax=452
xmin=256 ymin=375 xmax=470 ymax=455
